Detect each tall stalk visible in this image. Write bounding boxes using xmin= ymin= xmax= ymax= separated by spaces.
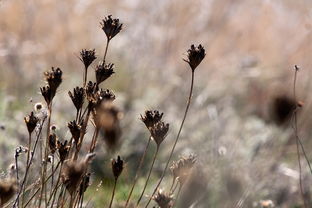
xmin=145 ymin=71 xmax=195 ymax=208
xmin=136 ymin=146 xmax=159 ymax=207
xmin=125 ymin=136 xmax=152 ymax=208
xmin=109 ymin=179 xmax=118 ymax=208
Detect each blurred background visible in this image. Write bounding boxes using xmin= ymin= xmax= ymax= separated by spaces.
xmin=1 ymin=0 xmax=312 ymax=207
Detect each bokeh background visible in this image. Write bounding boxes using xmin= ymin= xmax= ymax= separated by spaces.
xmin=1 ymin=0 xmax=312 ymax=207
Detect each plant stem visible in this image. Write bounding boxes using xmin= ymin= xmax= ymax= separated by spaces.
xmin=125 ymin=136 xmax=152 ymax=208
xmin=103 ymin=39 xmax=110 ymax=63
xmin=109 ymin=179 xmax=118 ymax=208
xmin=83 ymin=66 xmax=88 ymax=87
xmin=137 ymin=146 xmax=159 ymax=207
xmin=292 ymin=68 xmax=308 ymax=208
xmin=144 ymin=70 xmax=195 ymax=208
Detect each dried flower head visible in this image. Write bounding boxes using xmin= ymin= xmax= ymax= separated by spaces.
xmin=24 ymin=111 xmax=39 ymax=134
xmin=170 ymin=154 xmax=197 ymax=185
xmin=40 ymin=85 xmax=53 ymax=105
xmin=68 ymin=87 xmax=85 ymax=111
xmin=86 ymin=84 xmax=115 ymax=108
xmin=48 ymin=133 xmax=58 ymax=154
xmin=80 ymin=49 xmax=96 ymax=69
xmin=68 ymin=120 xmax=82 ymax=145
xmin=58 ymin=140 xmax=70 ymax=163
xmin=150 ymin=121 xmax=169 ymax=147
xmin=95 ymin=62 xmax=114 ymax=85
xmin=140 ymin=110 xmax=164 ymax=130
xmin=94 ymin=102 xmax=122 ymax=150
xmin=0 ymin=179 xmax=17 ymax=206
xmin=184 ymin=44 xmax=206 ymax=71
xmin=61 ymin=159 xmax=87 ymax=195
xmin=44 ymin=67 xmax=62 ymax=94
xmin=85 ymin=81 xmax=98 ymax=101
xmin=100 ymin=15 xmax=123 ymax=40
xmin=112 ymin=155 xmax=124 ymax=179
xmin=153 ymin=189 xmax=173 ymax=208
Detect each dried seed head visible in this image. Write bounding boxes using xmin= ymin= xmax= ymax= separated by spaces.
xmin=150 ymin=121 xmax=169 ymax=147
xmin=100 ymin=15 xmax=123 ymax=40
xmin=0 ymin=179 xmax=17 ymax=206
xmin=85 ymin=81 xmax=98 ymax=101
xmin=94 ymin=102 xmax=122 ymax=150
xmin=184 ymin=44 xmax=206 ymax=71
xmin=111 ymin=155 xmax=124 ymax=179
xmin=140 ymin=110 xmax=164 ymax=130
xmin=44 ymin=67 xmax=62 ymax=94
xmin=61 ymin=159 xmax=87 ymax=195
xmin=40 ymin=85 xmax=53 ymax=105
xmin=86 ymin=82 xmax=115 ymax=108
xmin=24 ymin=111 xmax=39 ymax=134
xmin=68 ymin=87 xmax=85 ymax=111
xmin=80 ymin=49 xmax=96 ymax=69
xmin=153 ymin=189 xmax=173 ymax=208
xmin=68 ymin=120 xmax=82 ymax=145
xmin=170 ymin=154 xmax=197 ymax=185
xmin=58 ymin=140 xmax=70 ymax=163
xmin=95 ymin=62 xmax=114 ymax=85
xmin=48 ymin=133 xmax=58 ymax=154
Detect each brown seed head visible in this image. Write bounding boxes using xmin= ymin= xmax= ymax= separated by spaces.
xmin=61 ymin=159 xmax=87 ymax=195
xmin=58 ymin=140 xmax=70 ymax=163
xmin=153 ymin=189 xmax=173 ymax=208
xmin=40 ymin=85 xmax=53 ymax=105
xmin=100 ymin=15 xmax=123 ymax=40
xmin=80 ymin=49 xmax=97 ymax=69
xmin=24 ymin=111 xmax=39 ymax=134
xmin=48 ymin=133 xmax=58 ymax=154
xmin=111 ymin=155 xmax=124 ymax=179
xmin=184 ymin=44 xmax=206 ymax=71
xmin=86 ymin=82 xmax=115 ymax=108
xmin=44 ymin=67 xmax=62 ymax=94
xmin=170 ymin=154 xmax=197 ymax=185
xmin=0 ymin=179 xmax=17 ymax=206
xmin=68 ymin=120 xmax=82 ymax=145
xmin=95 ymin=62 xmax=114 ymax=85
xmin=150 ymin=121 xmax=169 ymax=147
xmin=140 ymin=110 xmax=164 ymax=130
xmin=68 ymin=87 xmax=85 ymax=111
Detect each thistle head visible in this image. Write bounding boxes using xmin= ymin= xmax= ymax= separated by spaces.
xmin=184 ymin=44 xmax=205 ymax=71
xmin=100 ymin=15 xmax=123 ymax=41
xmin=79 ymin=49 xmax=96 ymax=69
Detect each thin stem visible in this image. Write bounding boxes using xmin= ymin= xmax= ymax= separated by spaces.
xmin=109 ymin=179 xmax=118 ymax=208
xmin=13 ymin=118 xmax=46 ymax=208
xmin=89 ymin=127 xmax=99 ymax=153
xmin=145 ymin=71 xmax=195 ymax=208
xmin=172 ymin=184 xmax=182 ymax=208
xmin=137 ymin=146 xmax=159 ymax=207
xmin=292 ymin=69 xmax=307 ymax=208
xmin=83 ymin=66 xmax=88 ymax=87
xmin=103 ymin=39 xmax=110 ymax=63
xmin=125 ymin=136 xmax=152 ymax=208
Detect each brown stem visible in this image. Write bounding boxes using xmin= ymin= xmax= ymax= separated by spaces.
xmin=103 ymin=39 xmax=110 ymax=63
xmin=137 ymin=146 xmax=159 ymax=207
xmin=145 ymin=71 xmax=195 ymax=208
xmin=125 ymin=136 xmax=152 ymax=208
xmin=109 ymin=179 xmax=118 ymax=208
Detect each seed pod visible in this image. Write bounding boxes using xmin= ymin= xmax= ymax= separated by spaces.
xmin=95 ymin=62 xmax=114 ymax=85
xmin=58 ymin=140 xmax=70 ymax=163
xmin=150 ymin=121 xmax=169 ymax=147
xmin=140 ymin=110 xmax=163 ymax=130
xmin=68 ymin=87 xmax=85 ymax=111
xmin=44 ymin=67 xmax=62 ymax=95
xmin=153 ymin=189 xmax=173 ymax=208
xmin=68 ymin=120 xmax=82 ymax=146
xmin=48 ymin=133 xmax=58 ymax=154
